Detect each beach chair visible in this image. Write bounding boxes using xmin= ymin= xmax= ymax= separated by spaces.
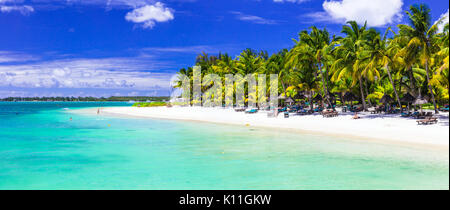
xmin=321 ymin=110 xmax=329 ymax=117
xmin=278 ymin=107 xmax=287 ymax=113
xmin=401 ymin=112 xmax=411 ymax=117
xmin=440 ymin=105 xmax=449 ymax=112
xmin=289 ymin=107 xmax=300 ymax=113
xmin=331 ymin=111 xmax=339 ymax=117
xmin=428 ymin=117 xmax=438 ymax=124
xmin=296 ymin=109 xmax=307 ymax=115
xmin=245 ymin=109 xmax=258 ymax=114
xmin=234 ymin=108 xmax=246 ymax=112
xmin=417 ymin=117 xmax=438 ymax=125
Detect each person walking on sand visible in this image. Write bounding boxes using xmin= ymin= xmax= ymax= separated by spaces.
xmin=97 ymin=108 xmax=100 ymax=115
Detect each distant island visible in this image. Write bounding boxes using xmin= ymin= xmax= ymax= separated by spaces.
xmin=0 ymin=96 xmax=170 ymax=102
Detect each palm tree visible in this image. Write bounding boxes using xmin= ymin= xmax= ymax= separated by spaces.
xmin=288 ymin=27 xmax=335 ymax=108
xmin=331 ymin=21 xmax=373 ymax=111
xmin=432 ymin=23 xmax=449 ymax=98
xmin=263 ymin=49 xmax=289 ymax=98
xmin=397 ymin=4 xmax=440 ymax=113
xmin=365 ymin=28 xmax=402 ymax=108
xmin=236 ymin=49 xmax=264 ymax=75
xmin=213 ymin=53 xmax=237 ymax=76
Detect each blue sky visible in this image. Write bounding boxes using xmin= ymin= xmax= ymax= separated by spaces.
xmin=0 ymin=0 xmax=449 ymax=97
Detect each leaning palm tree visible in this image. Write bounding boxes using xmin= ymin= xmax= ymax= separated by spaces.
xmin=397 ymin=4 xmax=441 ymax=113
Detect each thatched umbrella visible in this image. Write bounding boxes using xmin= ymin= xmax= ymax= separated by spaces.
xmin=285 ymin=97 xmax=295 ymax=106
xmin=380 ymin=94 xmax=394 ymax=104
xmin=413 ymin=95 xmax=428 ymax=113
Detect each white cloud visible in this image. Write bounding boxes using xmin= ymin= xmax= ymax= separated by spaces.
xmin=1 ymin=1 xmax=177 ymax=28
xmin=0 ymin=56 xmax=174 ymax=90
xmin=0 ymin=51 xmax=40 ymax=63
xmin=231 ymin=11 xmax=277 ymax=25
xmin=435 ymin=9 xmax=449 ymax=33
xmin=0 ymin=0 xmax=23 ymax=3
xmin=0 ymin=5 xmax=34 ymax=15
xmin=316 ymin=0 xmax=404 ymax=27
xmin=125 ymin=2 xmax=174 ymax=29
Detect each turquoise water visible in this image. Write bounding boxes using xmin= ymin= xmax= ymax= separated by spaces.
xmin=0 ymin=102 xmax=448 ymax=190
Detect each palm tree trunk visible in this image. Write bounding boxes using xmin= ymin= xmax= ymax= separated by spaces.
xmin=425 ymin=61 xmax=439 ymax=114
xmin=319 ymin=64 xmax=332 ymax=108
xmin=364 ymin=78 xmax=372 ymax=107
xmin=408 ymin=67 xmax=417 ymax=96
xmin=386 ymin=65 xmax=402 ymax=109
xmin=359 ymin=77 xmax=367 ymax=111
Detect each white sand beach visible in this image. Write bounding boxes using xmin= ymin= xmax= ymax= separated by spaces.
xmin=85 ymin=106 xmax=449 ymax=148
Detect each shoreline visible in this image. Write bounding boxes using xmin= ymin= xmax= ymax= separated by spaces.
xmin=72 ymin=106 xmax=450 ymax=151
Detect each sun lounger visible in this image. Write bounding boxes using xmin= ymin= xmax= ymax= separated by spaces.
xmin=296 ymin=109 xmax=311 ymax=115
xmin=245 ymin=109 xmax=258 ymax=114
xmin=278 ymin=107 xmax=287 ymax=112
xmin=401 ymin=112 xmax=411 ymax=117
xmin=417 ymin=117 xmax=438 ymax=125
xmin=321 ymin=110 xmax=339 ymax=118
xmin=323 ymin=111 xmax=339 ymax=118
xmin=350 ymin=107 xmax=364 ymax=112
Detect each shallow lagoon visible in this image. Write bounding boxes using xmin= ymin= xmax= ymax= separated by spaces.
xmin=0 ymin=102 xmax=448 ymax=190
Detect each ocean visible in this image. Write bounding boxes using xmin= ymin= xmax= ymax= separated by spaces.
xmin=0 ymin=102 xmax=448 ymax=189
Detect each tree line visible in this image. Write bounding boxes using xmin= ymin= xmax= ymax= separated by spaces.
xmin=0 ymin=96 xmax=170 ymax=102
xmin=174 ymin=4 xmax=449 ymax=113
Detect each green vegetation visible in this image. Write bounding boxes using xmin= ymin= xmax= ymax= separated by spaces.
xmin=0 ymin=96 xmax=170 ymax=102
xmin=132 ymin=102 xmax=167 ymax=107
xmin=174 ymin=4 xmax=449 ymax=113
